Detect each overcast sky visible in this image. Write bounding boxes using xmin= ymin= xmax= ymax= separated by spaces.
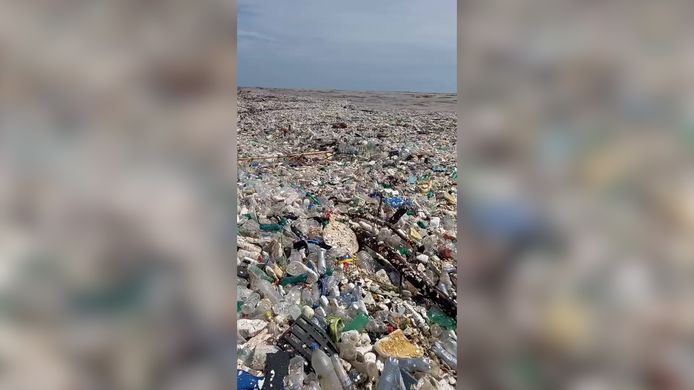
xmin=238 ymin=0 xmax=456 ymax=93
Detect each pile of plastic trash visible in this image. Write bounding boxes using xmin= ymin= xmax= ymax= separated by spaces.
xmin=237 ymin=88 xmax=457 ymax=390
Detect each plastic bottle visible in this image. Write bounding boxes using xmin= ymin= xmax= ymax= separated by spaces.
xmin=237 ymin=345 xmax=255 ymax=368
xmin=377 ymin=357 xmax=405 ymax=390
xmin=341 ymin=330 xmax=360 ymax=345
xmin=337 ymin=341 xmax=358 ymax=362
xmin=280 ymin=273 xmax=308 ymax=286
xmin=316 ymin=248 xmax=327 ymax=274
xmin=310 ymin=281 xmax=321 ymax=304
xmin=248 ymin=264 xmax=274 ymax=283
xmin=285 ymin=286 xmax=302 ymax=305
xmin=342 ymin=312 xmax=369 ymax=332
xmin=355 ymin=251 xmax=376 ymax=273
xmin=289 ymin=249 xmax=303 ymax=263
xmin=296 ymin=263 xmax=318 ymax=284
xmin=398 ymin=357 xmax=433 ymax=373
xmin=348 ymin=369 xmax=367 ymax=386
xmin=284 ymin=356 xmax=306 ymax=390
xmin=331 ymin=354 xmax=354 ymax=390
xmin=311 ymin=348 xmax=343 ymax=390
xmin=351 ymin=360 xmax=379 ymax=380
xmin=240 ymin=292 xmax=260 ymax=315
xmin=254 ymin=279 xmax=282 ymax=305
xmin=286 ymin=261 xmax=308 ymax=276
xmin=439 ymin=331 xmax=458 ymax=356
xmin=437 ymin=270 xmax=453 ymax=296
xmin=402 ymin=302 xmax=428 ymax=331
xmin=431 ymin=341 xmax=457 ymax=368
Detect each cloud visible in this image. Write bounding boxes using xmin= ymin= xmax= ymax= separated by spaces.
xmin=238 ymin=0 xmax=456 ymax=93
xmin=237 ymin=30 xmax=278 ymax=43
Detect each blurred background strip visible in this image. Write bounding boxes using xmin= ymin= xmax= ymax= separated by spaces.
xmin=459 ymin=0 xmax=694 ymax=389
xmin=0 ymin=1 xmax=237 ymax=389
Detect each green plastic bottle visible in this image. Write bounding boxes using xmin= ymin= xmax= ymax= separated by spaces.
xmin=343 ymin=312 xmax=370 ymax=332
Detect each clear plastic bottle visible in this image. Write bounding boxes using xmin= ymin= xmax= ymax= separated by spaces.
xmin=248 ymin=263 xmax=274 ymax=282
xmin=437 ymin=270 xmax=453 ymax=296
xmin=253 ymin=279 xmax=282 ymax=305
xmin=310 ymin=281 xmax=321 ymax=305
xmin=351 ymin=360 xmax=379 ymax=380
xmin=237 ymin=344 xmax=255 ymax=368
xmin=331 ymin=354 xmax=354 ymax=390
xmin=337 ymin=341 xmax=358 ymax=362
xmin=286 ymin=261 xmax=309 ymax=276
xmin=302 ymin=283 xmax=319 ymax=307
xmin=377 ymin=357 xmax=405 ymax=390
xmin=431 ymin=341 xmax=457 ymax=368
xmin=240 ymin=292 xmax=260 ymax=315
xmin=398 ymin=357 xmax=433 ymax=373
xmin=283 ymin=356 xmax=306 ymax=390
xmin=355 ymin=251 xmax=376 ymax=274
xmin=439 ymin=331 xmax=458 ymax=356
xmin=289 ymin=249 xmax=303 ymax=263
xmin=311 ymin=349 xmax=343 ymax=390
xmin=316 ymin=248 xmax=327 ymax=274
xmin=249 ymin=298 xmax=272 ymax=320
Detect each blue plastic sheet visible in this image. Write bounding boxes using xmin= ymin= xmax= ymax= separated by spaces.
xmin=237 ymin=369 xmax=264 ymax=390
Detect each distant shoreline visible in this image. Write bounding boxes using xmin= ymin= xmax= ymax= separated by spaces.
xmin=238 ymin=86 xmax=457 ymax=113
xmin=238 ymin=86 xmax=456 ymax=96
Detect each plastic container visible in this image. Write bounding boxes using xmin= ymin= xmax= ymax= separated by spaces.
xmin=343 ymin=312 xmax=370 ymax=332
xmin=311 ymin=348 xmax=343 ymax=390
xmin=351 ymin=360 xmax=379 ymax=380
xmin=398 ymin=357 xmax=433 ymax=373
xmin=317 ymin=248 xmax=327 ymax=274
xmin=252 ymin=298 xmax=272 ymax=319
xmin=427 ymin=307 xmax=456 ymax=331
xmin=280 ymin=273 xmax=308 ymax=286
xmin=377 ymin=357 xmax=405 ymax=390
xmin=331 ymin=354 xmax=354 ymax=390
xmin=240 ymin=292 xmax=261 ymax=315
xmin=254 ymin=279 xmax=282 ymax=305
xmin=431 ymin=341 xmax=457 ymax=368
xmin=248 ymin=264 xmax=274 ymax=283
xmin=284 ymin=356 xmax=306 ymax=390
xmin=286 ymin=261 xmax=309 ymax=276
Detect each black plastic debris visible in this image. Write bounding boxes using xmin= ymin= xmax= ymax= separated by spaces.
xmin=277 ymin=315 xmax=338 ymax=363
xmin=261 ymin=351 xmax=291 ymax=390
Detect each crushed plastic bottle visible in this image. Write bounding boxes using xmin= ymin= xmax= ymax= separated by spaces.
xmin=283 ymin=356 xmax=306 ymax=390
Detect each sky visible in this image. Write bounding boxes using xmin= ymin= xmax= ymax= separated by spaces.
xmin=238 ymin=0 xmax=456 ymax=93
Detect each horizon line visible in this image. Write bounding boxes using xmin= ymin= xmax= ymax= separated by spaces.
xmin=238 ymin=85 xmax=457 ymax=95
